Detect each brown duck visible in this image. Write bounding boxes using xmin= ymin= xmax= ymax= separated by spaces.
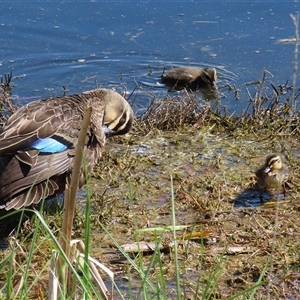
xmin=0 ymin=88 xmax=134 ymax=210
xmin=160 ymin=67 xmax=217 ymax=91
xmin=255 ymin=153 xmax=288 ymax=194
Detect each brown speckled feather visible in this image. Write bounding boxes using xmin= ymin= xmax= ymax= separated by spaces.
xmin=0 ymin=88 xmax=133 ymax=210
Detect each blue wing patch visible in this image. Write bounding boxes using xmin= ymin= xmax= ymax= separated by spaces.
xmin=31 ymin=138 xmax=68 ymax=153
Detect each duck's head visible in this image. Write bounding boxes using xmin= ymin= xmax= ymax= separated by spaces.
xmin=201 ymin=68 xmax=218 ymax=90
xmin=102 ymin=90 xmax=134 ymax=137
xmin=264 ymin=154 xmax=282 ymax=173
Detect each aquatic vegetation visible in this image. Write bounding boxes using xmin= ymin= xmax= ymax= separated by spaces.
xmin=1 ymin=69 xmax=300 ymax=298
xmin=0 ymin=72 xmax=16 ymax=123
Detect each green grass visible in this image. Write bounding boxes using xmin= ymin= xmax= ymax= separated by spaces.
xmin=0 ymin=162 xmax=296 ymax=299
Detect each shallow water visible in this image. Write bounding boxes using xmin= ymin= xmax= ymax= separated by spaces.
xmin=1 ymin=1 xmax=299 ymax=114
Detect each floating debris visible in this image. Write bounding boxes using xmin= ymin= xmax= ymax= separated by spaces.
xmin=277 ymin=37 xmax=297 ymax=44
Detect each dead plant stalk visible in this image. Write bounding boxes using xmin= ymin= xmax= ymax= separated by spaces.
xmin=56 ymin=106 xmax=92 ymax=291
xmin=291 ymin=13 xmax=299 ymax=110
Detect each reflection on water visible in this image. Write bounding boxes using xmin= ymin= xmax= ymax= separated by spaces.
xmin=0 ymin=1 xmax=299 ymax=114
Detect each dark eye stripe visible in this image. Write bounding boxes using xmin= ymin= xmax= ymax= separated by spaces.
xmin=268 ymin=157 xmax=279 ymax=166
xmin=108 ymin=111 xmax=133 ymax=135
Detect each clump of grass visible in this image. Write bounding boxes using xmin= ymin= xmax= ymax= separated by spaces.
xmin=136 ymin=90 xmax=209 ymax=132
xmin=0 ymin=72 xmax=16 ymax=124
xmin=135 ymin=67 xmax=300 ymax=137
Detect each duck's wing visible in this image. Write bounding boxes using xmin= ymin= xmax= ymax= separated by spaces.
xmin=2 ymin=177 xmax=62 ymax=210
xmin=0 ymin=98 xmax=81 ymax=155
xmin=0 ymin=150 xmax=71 ymax=208
xmin=0 ymin=145 xmax=101 ymax=210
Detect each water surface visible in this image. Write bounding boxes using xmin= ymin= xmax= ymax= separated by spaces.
xmin=1 ymin=1 xmax=299 ymax=114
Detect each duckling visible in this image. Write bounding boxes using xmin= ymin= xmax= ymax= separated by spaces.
xmin=255 ymin=154 xmax=288 ymax=194
xmin=0 ymin=88 xmax=134 ymax=210
xmin=160 ymin=67 xmax=217 ymax=91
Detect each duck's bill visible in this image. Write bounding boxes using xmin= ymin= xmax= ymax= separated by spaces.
xmin=102 ymin=125 xmax=115 ymax=137
xmin=211 ymin=82 xmax=218 ymax=90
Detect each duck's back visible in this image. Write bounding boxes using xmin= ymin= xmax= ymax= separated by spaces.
xmin=160 ymin=67 xmax=217 ymax=91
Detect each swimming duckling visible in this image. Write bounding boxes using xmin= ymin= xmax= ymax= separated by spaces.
xmin=255 ymin=154 xmax=288 ymax=194
xmin=0 ymin=88 xmax=134 ymax=210
xmin=160 ymin=67 xmax=217 ymax=91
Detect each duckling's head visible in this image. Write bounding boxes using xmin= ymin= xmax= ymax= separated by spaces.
xmin=264 ymin=154 xmax=282 ymax=173
xmin=201 ymin=68 xmax=217 ymax=89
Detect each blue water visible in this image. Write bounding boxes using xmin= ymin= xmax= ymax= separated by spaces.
xmin=0 ymin=1 xmax=299 ymax=114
